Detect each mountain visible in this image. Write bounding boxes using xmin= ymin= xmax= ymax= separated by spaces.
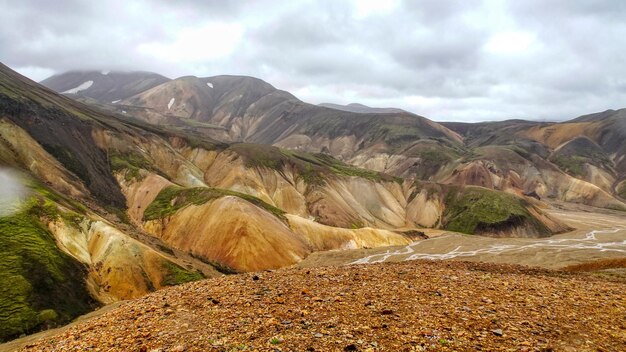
xmin=116 ymin=75 xmax=464 ymax=157
xmin=439 ymin=112 xmax=626 ymax=208
xmin=319 ymin=102 xmax=407 ymax=114
xmin=44 ymin=70 xmax=624 ymax=210
xmin=0 ymin=63 xmax=571 ymax=340
xmin=40 ymin=70 xmax=170 ymax=103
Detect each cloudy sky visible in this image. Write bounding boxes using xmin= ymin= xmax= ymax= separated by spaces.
xmin=2 ymin=0 xmax=626 ymax=122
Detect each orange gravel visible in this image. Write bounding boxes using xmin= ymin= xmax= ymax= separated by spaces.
xmin=20 ymin=261 xmax=626 ymax=351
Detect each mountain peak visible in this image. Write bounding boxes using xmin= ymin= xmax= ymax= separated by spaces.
xmin=40 ymin=70 xmax=170 ymax=103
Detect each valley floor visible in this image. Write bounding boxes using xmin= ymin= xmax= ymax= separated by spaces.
xmin=9 ymin=259 xmax=626 ymax=351
xmin=299 ymin=202 xmax=626 ymax=270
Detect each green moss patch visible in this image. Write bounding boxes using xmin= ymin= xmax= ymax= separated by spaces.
xmin=549 ymin=137 xmax=614 ymax=178
xmin=0 ymin=198 xmax=94 ymax=341
xmin=161 ymin=261 xmax=204 ymax=286
xmin=443 ymin=186 xmax=549 ymax=236
xmin=616 ymin=181 xmax=626 ymax=200
xmin=143 ymin=186 xmax=287 ymax=222
xmin=109 ymin=150 xmax=154 ymax=182
xmin=403 ymin=142 xmax=462 ymax=179
xmin=41 ymin=143 xmax=91 ymax=184
xmin=549 ymin=155 xmax=586 ymax=177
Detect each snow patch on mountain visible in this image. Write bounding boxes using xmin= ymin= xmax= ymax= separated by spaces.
xmin=168 ymin=98 xmax=175 ymax=110
xmin=207 ymin=82 xmax=213 ymax=88
xmin=62 ymin=80 xmax=94 ymax=94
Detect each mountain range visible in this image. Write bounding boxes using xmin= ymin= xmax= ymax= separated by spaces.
xmin=0 ymin=64 xmax=624 ymax=341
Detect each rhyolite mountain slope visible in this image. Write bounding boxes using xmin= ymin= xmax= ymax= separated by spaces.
xmin=440 ymin=113 xmax=626 ymax=209
xmin=0 ymin=63 xmax=570 ymax=340
xmin=0 ymin=63 xmax=573 ymax=340
xmin=40 ymin=70 xmax=170 ymax=104
xmin=44 ymin=71 xmax=626 ymax=210
xmin=115 ymin=75 xmax=464 ymax=155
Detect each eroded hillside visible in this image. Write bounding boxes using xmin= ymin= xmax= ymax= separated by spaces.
xmin=0 ymin=63 xmax=565 ymax=340
xmin=48 ymin=70 xmax=626 ymax=210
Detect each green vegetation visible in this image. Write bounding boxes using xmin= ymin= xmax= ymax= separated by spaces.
xmin=298 ymin=112 xmax=457 ymax=154
xmin=104 ymin=205 xmax=131 ymax=225
xmin=229 ymin=143 xmax=401 ymax=185
xmin=0 ymin=197 xmax=94 ymax=341
xmin=618 ymin=181 xmax=626 ymax=200
xmin=41 ymin=143 xmax=91 ymax=184
xmin=443 ymin=186 xmax=548 ymax=235
xmin=550 ymin=155 xmax=586 ymax=177
xmin=549 ymin=137 xmax=614 ymax=178
xmin=109 ymin=150 xmax=154 ymax=182
xmin=269 ymin=337 xmax=282 ymax=345
xmin=505 ymin=144 xmax=532 ymax=159
xmin=176 ymin=118 xmax=226 ymax=130
xmin=143 ymin=186 xmax=287 ymax=222
xmin=350 ymin=221 xmax=364 ymax=229
xmin=189 ymin=252 xmax=239 ymax=275
xmin=404 ymin=142 xmax=462 ymax=179
xmin=161 ymin=261 xmax=204 ymax=286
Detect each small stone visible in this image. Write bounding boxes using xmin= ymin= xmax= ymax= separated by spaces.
xmin=172 ymin=345 xmax=186 ymax=352
xmin=252 ymin=275 xmax=260 ymax=281
xmin=380 ymin=309 xmax=393 ymax=315
xmin=314 ymin=333 xmax=323 ymax=338
xmin=344 ymin=344 xmax=358 ymax=351
xmin=491 ymin=329 xmax=503 ymax=336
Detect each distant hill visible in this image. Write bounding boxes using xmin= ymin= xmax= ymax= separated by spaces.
xmin=319 ymin=102 xmax=407 ymax=114
xmin=40 ymin=70 xmax=170 ymax=103
xmin=41 ymin=70 xmax=626 ymax=209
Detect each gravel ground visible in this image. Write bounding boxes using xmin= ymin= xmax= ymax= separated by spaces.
xmin=18 ymin=260 xmax=626 ymax=351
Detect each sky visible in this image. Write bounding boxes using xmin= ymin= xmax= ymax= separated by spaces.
xmin=2 ymin=0 xmax=626 ymax=122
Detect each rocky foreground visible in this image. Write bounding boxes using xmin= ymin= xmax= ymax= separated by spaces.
xmin=19 ymin=261 xmax=626 ymax=351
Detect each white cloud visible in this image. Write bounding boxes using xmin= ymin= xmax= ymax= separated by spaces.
xmin=2 ymin=0 xmax=626 ymax=122
xmin=137 ymin=22 xmax=244 ymax=63
xmin=484 ymin=31 xmax=537 ymax=54
xmin=351 ymin=0 xmax=400 ymax=19
xmin=13 ymin=66 xmax=55 ymax=82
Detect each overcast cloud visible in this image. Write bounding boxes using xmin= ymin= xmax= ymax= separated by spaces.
xmin=2 ymin=0 xmax=626 ymax=122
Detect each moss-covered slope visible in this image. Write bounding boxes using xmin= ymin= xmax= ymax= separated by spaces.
xmin=143 ymin=185 xmax=287 ymax=222
xmin=0 ymin=197 xmax=95 ymax=342
xmin=443 ymin=186 xmax=552 ymax=237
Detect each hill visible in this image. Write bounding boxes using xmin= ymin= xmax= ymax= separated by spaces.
xmin=42 ymin=70 xmax=626 ymax=210
xmin=40 ymin=70 xmax=170 ymax=103
xmin=11 ymin=260 xmax=626 ymax=351
xmin=0 ymin=63 xmax=571 ymax=340
xmin=319 ymin=102 xmax=407 ymax=114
